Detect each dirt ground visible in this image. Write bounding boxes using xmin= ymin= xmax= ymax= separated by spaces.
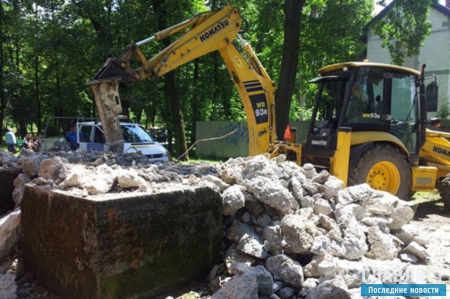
xmin=410 ymin=192 xmax=450 ymax=267
xmin=405 ymin=192 xmax=450 ymax=295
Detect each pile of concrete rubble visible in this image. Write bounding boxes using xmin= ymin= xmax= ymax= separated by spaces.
xmin=0 ymin=148 xmax=443 ymax=299
xmin=207 ymin=155 xmax=436 ymax=299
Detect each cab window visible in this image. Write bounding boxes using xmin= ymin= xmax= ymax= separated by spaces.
xmin=389 ymin=73 xmax=417 ymax=153
xmin=344 ymin=67 xmax=386 ymax=128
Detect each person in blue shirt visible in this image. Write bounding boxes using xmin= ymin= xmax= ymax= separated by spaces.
xmin=65 ymin=123 xmax=83 ymax=150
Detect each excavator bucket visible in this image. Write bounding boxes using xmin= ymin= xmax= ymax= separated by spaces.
xmin=93 ymin=58 xmax=134 ymax=82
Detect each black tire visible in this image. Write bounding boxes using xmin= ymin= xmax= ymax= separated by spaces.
xmin=348 ymin=144 xmax=411 ymax=200
xmin=438 ymin=176 xmax=450 ymax=211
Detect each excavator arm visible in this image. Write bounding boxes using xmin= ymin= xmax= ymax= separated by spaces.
xmin=90 ymin=4 xmax=276 ymax=155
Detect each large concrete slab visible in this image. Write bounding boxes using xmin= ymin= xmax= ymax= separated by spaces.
xmin=21 ymin=185 xmax=223 ymax=299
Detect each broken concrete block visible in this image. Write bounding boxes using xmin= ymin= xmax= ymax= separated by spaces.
xmin=367 ymin=226 xmax=398 ymax=260
xmin=0 ymin=210 xmax=21 ymax=263
xmin=22 ymin=185 xmax=222 ymax=299
xmin=266 ymin=254 xmax=304 ymax=288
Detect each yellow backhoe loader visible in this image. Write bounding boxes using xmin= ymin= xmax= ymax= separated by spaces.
xmin=279 ymin=62 xmax=450 ymax=202
xmin=90 ymin=5 xmax=450 ymax=205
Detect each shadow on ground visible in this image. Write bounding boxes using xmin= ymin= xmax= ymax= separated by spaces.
xmin=413 ymin=198 xmax=450 ymax=220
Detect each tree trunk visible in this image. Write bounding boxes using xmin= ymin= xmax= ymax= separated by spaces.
xmin=154 ymin=0 xmax=189 ymax=161
xmin=35 ymin=53 xmax=41 ymax=133
xmin=190 ymin=60 xmax=200 ymax=146
xmin=0 ymin=2 xmax=4 ymax=144
xmin=19 ymin=120 xmax=26 ymax=139
xmin=165 ymin=71 xmax=189 ymax=160
xmin=275 ymin=0 xmax=305 ymax=139
xmin=34 ymin=7 xmax=42 ymax=133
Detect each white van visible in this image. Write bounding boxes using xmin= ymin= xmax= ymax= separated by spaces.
xmin=77 ymin=121 xmax=170 ymax=162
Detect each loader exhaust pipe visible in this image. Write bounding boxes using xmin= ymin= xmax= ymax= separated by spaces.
xmin=418 ymin=64 xmax=427 ymax=148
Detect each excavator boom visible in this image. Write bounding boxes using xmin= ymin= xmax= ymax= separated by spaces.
xmin=94 ymin=5 xmax=244 ymax=82
xmin=90 ymin=5 xmax=276 ymax=155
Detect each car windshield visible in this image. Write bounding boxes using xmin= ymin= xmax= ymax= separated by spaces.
xmin=121 ymin=125 xmax=154 ymax=143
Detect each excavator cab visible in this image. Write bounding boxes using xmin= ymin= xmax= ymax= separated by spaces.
xmin=302 ymin=62 xmax=426 ymax=199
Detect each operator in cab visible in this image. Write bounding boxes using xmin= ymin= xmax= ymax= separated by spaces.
xmin=347 ymin=83 xmax=369 ymax=121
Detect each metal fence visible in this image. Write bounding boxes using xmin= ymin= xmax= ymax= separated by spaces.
xmin=195 ymin=120 xmax=450 ymax=159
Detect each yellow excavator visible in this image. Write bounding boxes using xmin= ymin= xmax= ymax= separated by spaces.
xmin=90 ymin=5 xmax=276 ymax=157
xmin=90 ymin=4 xmax=450 ymax=204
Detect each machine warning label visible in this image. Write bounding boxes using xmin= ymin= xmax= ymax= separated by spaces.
xmin=250 ymin=94 xmax=268 ymax=124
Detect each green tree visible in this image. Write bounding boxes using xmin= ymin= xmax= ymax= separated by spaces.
xmin=297 ymin=0 xmax=374 ymax=110
xmin=273 ymin=0 xmax=374 ymax=137
xmin=371 ymin=0 xmax=433 ymax=65
xmin=0 ymin=0 xmax=435 ymax=155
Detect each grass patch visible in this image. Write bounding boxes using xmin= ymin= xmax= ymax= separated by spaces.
xmin=411 ymin=191 xmax=441 ymax=204
xmin=0 ymin=144 xmax=19 ymax=156
xmin=175 ymin=153 xmax=224 ymax=164
xmin=185 ymin=157 xmax=223 ymax=164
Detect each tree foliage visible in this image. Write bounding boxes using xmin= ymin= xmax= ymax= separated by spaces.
xmin=371 ymin=0 xmax=433 ymax=65
xmin=0 ymin=0 xmax=434 ymax=157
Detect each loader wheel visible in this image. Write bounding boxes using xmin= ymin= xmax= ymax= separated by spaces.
xmin=438 ymin=175 xmax=450 ymax=211
xmin=348 ymin=144 xmax=411 ymax=200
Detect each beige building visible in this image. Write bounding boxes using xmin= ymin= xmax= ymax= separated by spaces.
xmin=364 ymin=1 xmax=450 ymax=117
